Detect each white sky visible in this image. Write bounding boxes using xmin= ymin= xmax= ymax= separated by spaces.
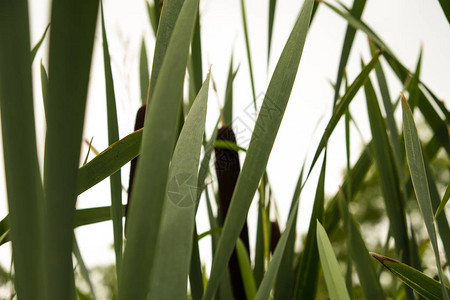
xmin=0 ymin=0 xmax=449 ymax=276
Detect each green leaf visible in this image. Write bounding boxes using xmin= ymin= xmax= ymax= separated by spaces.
xmin=236 ymin=238 xmax=257 ymax=300
xmin=0 ymin=2 xmax=46 ymax=299
xmin=119 ymin=0 xmax=200 ymax=298
xmin=44 ymin=0 xmax=99 ymax=298
xmin=436 ymin=0 xmax=450 ymax=24
xmin=40 ymin=61 xmax=49 ymax=120
xmin=316 ymin=221 xmax=351 ymax=300
xmin=435 ymin=183 xmax=450 ymax=220
xmin=268 ymin=0 xmax=277 ymax=62
xmin=203 ymin=0 xmax=315 ymax=297
xmin=333 ymin=0 xmax=367 ymax=105
xmin=402 ymin=95 xmax=449 ymax=299
xmin=139 ymin=38 xmax=149 ymax=105
xmin=223 ymin=54 xmax=239 ymax=127
xmin=308 ymin=51 xmax=380 ymax=178
xmin=240 ymin=0 xmax=257 ymax=108
xmin=364 ymin=73 xmax=410 ymax=263
xmin=149 ymin=74 xmax=209 ymax=299
xmin=73 ymin=238 xmax=96 ymax=300
xmin=371 ymin=253 xmax=450 ymax=300
xmin=293 ymin=154 xmax=327 ymax=299
xmin=31 ymin=23 xmax=50 ymax=63
xmin=100 ymin=2 xmax=123 ymax=277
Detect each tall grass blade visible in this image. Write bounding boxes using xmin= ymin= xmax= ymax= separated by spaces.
xmin=236 ymin=238 xmax=257 ymax=299
xmin=401 ymin=95 xmax=449 ymax=299
xmin=147 ymin=0 xmax=184 ymax=101
xmin=223 ymin=54 xmax=238 ymax=126
xmin=44 ymin=0 xmax=99 ymax=298
xmin=268 ymin=0 xmax=277 ymax=62
xmin=119 ymin=0 xmax=199 ymax=297
xmin=364 ymin=75 xmax=411 ymax=263
xmin=316 ymin=221 xmax=351 ymax=300
xmin=293 ymin=154 xmax=327 ymax=299
xmin=73 ymin=238 xmax=96 ymax=299
xmin=333 ymin=0 xmax=367 ymax=106
xmin=0 ymin=2 xmax=46 ymax=298
xmin=240 ymin=0 xmax=257 ymax=108
xmin=372 ymin=253 xmax=450 ymax=300
xmin=337 ymin=193 xmax=385 ymax=299
xmin=40 ymin=61 xmax=49 ymax=121
xmin=191 ymin=7 xmax=203 ymax=94
xmin=203 ymin=0 xmax=314 ymax=297
xmin=139 ymin=39 xmax=149 ymax=105
xmin=435 ymin=183 xmax=450 ymax=220
xmin=149 ymin=74 xmax=209 ymax=299
xmin=407 ymin=48 xmax=423 ymax=111
xmin=31 ymin=23 xmax=50 ymax=63
xmin=436 ymin=0 xmax=450 ymax=24
xmin=309 ymin=52 xmax=380 ymax=177
xmin=100 ymin=2 xmax=123 ymax=277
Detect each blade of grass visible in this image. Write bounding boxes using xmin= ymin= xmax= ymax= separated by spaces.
xmin=139 ymin=39 xmax=149 ymax=105
xmin=435 ymin=183 xmax=450 ymax=220
xmin=147 ymin=0 xmax=184 ymax=102
xmin=317 ymin=221 xmax=351 ymax=300
xmin=371 ymin=253 xmax=450 ymax=300
xmin=293 ymin=153 xmax=327 ymax=300
xmin=31 ymin=23 xmax=50 ymax=64
xmin=364 ymin=74 xmax=411 ymax=263
xmin=44 ymin=0 xmax=99 ymax=297
xmin=191 ymin=6 xmax=203 ymax=94
xmin=436 ymin=0 xmax=450 ymax=24
xmin=149 ymin=74 xmax=209 ymax=299
xmin=73 ymin=238 xmax=96 ymax=300
xmin=308 ymin=51 xmax=380 ymax=178
xmin=333 ymin=0 xmax=367 ymax=106
xmin=236 ymin=238 xmax=257 ymax=300
xmin=100 ymin=2 xmax=123 ymax=278
xmin=203 ymin=0 xmax=315 ymax=297
xmin=240 ymin=0 xmax=257 ymax=109
xmin=40 ymin=61 xmax=49 ymax=122
xmin=223 ymin=54 xmax=238 ymax=127
xmin=337 ymin=192 xmax=385 ymax=300
xmin=268 ymin=0 xmax=277 ymax=63
xmin=407 ymin=47 xmax=423 ymax=111
xmin=402 ymin=95 xmax=449 ymax=299
xmin=118 ymin=0 xmax=199 ymax=297
xmin=0 ymin=1 xmax=46 ymax=299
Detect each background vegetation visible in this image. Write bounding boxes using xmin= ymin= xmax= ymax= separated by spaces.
xmin=0 ymin=0 xmax=449 ymax=299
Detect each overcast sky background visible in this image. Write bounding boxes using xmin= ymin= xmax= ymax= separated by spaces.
xmin=0 ymin=0 xmax=449 ymax=273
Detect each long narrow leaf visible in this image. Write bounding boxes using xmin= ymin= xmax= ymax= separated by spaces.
xmin=402 ymin=95 xmax=449 ymax=299
xmin=149 ymin=74 xmax=209 ymax=299
xmin=203 ymin=0 xmax=315 ymax=297
xmin=119 ymin=0 xmax=200 ymax=298
xmin=0 ymin=2 xmax=46 ymax=298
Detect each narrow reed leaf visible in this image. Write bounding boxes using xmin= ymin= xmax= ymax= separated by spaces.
xmin=364 ymin=75 xmax=410 ymax=263
xmin=236 ymin=238 xmax=257 ymax=300
xmin=293 ymin=154 xmax=327 ymax=300
xmin=333 ymin=0 xmax=367 ymax=106
xmin=44 ymin=0 xmax=99 ymax=297
xmin=190 ymin=226 xmax=204 ymax=300
xmin=436 ymin=0 xmax=450 ymax=24
xmin=223 ymin=54 xmax=238 ymax=126
xmin=203 ymin=0 xmax=314 ymax=297
xmin=408 ymin=48 xmax=423 ymax=111
xmin=273 ymin=165 xmax=304 ymax=299
xmin=0 ymin=2 xmax=46 ymax=298
xmin=214 ymin=140 xmax=247 ymax=152
xmin=309 ymin=52 xmax=380 ymax=177
xmin=77 ymin=129 xmax=142 ymax=195
xmin=316 ymin=221 xmax=351 ymax=300
xmin=191 ymin=8 xmax=203 ymax=94
xmin=435 ymin=183 xmax=450 ymax=220
xmin=268 ymin=0 xmax=277 ymax=62
xmin=240 ymin=0 xmax=257 ymax=108
xmin=40 ymin=61 xmax=49 ymax=120
xmin=100 ymin=2 xmax=123 ymax=276
xmin=139 ymin=39 xmax=149 ymax=105
xmin=147 ymin=0 xmax=184 ymax=100
xmin=337 ymin=193 xmax=385 ymax=300
xmin=401 ymin=95 xmax=449 ymax=299
xmin=371 ymin=253 xmax=450 ymax=300
xmin=31 ymin=23 xmax=50 ymax=63
xmin=73 ymin=238 xmax=96 ymax=299
xmin=146 ymin=2 xmax=158 ymax=36
xmin=149 ymin=74 xmax=209 ymax=299
xmin=119 ymin=0 xmax=199 ymax=297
